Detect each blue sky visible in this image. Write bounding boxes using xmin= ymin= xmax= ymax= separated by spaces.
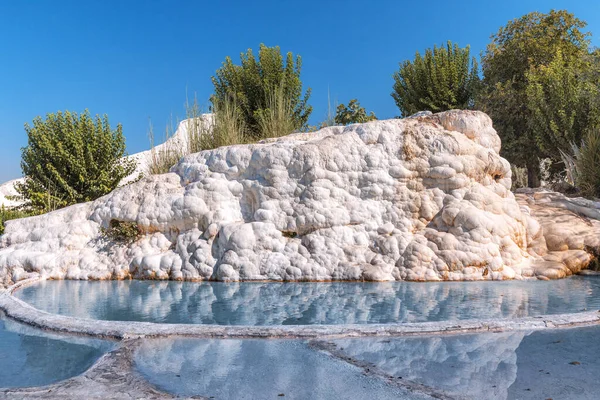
xmin=0 ymin=0 xmax=599 ymax=182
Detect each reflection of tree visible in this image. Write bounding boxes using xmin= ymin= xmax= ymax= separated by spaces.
xmin=333 ymin=331 xmax=528 ymax=400
xmin=17 ymin=277 xmax=600 ymax=325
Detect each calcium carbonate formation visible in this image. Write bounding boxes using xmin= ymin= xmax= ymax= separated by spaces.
xmin=1 ymin=110 xmax=599 ymax=287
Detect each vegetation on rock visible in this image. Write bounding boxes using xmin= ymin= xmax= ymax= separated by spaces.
xmin=211 ymin=44 xmax=312 ymax=138
xmin=0 ymin=206 xmax=34 ymax=235
xmin=334 ymin=99 xmax=377 ymax=125
xmin=100 ymin=219 xmax=141 ymax=244
xmin=15 ymin=110 xmax=136 ymax=212
xmin=574 ymin=128 xmax=600 ymax=199
xmin=391 ymin=41 xmax=480 ymax=117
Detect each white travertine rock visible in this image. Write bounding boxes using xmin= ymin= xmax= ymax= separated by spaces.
xmin=0 ymin=110 xmax=598 ymax=286
xmin=0 ymin=179 xmax=23 ymax=209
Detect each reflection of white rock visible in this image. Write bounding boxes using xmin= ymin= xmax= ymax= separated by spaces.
xmin=134 ymin=339 xmax=419 ymax=399
xmin=1 ymin=110 xmax=598 ymax=286
xmin=17 ymin=278 xmax=600 ymax=324
xmin=332 ymin=332 xmax=528 ymax=400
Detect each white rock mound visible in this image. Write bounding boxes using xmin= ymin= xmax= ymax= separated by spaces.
xmin=0 ymin=110 xmax=596 ymax=286
xmin=0 ymin=179 xmax=22 ymax=209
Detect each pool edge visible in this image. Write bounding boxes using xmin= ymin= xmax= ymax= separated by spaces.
xmin=1 ymin=277 xmax=600 ymax=340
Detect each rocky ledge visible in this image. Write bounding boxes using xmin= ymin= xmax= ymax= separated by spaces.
xmin=1 ymin=110 xmax=599 ymax=287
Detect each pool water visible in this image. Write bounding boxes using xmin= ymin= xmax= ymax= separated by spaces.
xmin=15 ymin=276 xmax=600 ymax=325
xmin=0 ymin=316 xmax=113 ymax=388
xmin=133 ymin=326 xmax=600 ymax=400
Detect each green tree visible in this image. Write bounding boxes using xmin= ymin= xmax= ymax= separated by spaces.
xmin=526 ymin=48 xmax=600 ymax=158
xmin=575 ymin=128 xmax=600 ymax=198
xmin=211 ymin=44 xmax=312 ymax=138
xmin=334 ymin=99 xmax=377 ymax=125
xmin=391 ymin=41 xmax=480 ymax=117
xmin=15 ymin=110 xmax=136 ymax=212
xmin=479 ymin=10 xmax=591 ymax=187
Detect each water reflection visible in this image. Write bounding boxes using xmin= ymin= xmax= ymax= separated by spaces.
xmin=16 ymin=276 xmax=600 ymax=325
xmin=333 ymin=332 xmax=526 ymax=399
xmin=0 ymin=317 xmax=113 ymax=388
xmin=333 ymin=326 xmax=600 ymax=400
xmin=134 ymin=339 xmax=423 ymax=399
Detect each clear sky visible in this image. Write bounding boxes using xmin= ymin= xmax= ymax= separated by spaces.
xmin=0 ymin=0 xmax=599 ymax=182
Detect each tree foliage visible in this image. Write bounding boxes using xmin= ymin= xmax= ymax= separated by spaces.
xmin=334 ymin=99 xmax=377 ymax=125
xmin=479 ymin=10 xmax=592 ymax=186
xmin=15 ymin=110 xmax=136 ymax=212
xmin=211 ymin=44 xmax=312 ymax=138
xmin=391 ymin=41 xmax=480 ymax=117
xmin=526 ymin=48 xmax=600 ymax=157
xmin=574 ymin=128 xmax=600 ymax=199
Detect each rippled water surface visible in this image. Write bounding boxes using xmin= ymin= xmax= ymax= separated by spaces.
xmin=0 ymin=317 xmax=113 ymax=388
xmin=15 ymin=276 xmax=600 ymax=325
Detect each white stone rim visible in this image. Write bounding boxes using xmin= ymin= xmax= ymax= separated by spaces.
xmin=2 ymin=277 xmax=600 ymax=340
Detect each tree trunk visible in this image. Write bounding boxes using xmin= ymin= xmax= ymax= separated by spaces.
xmin=527 ymin=162 xmax=541 ymax=188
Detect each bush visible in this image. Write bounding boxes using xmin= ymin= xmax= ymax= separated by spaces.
xmin=211 ymin=44 xmax=312 ymax=138
xmin=147 ymin=98 xmax=213 ymax=175
xmin=392 ymin=40 xmax=480 ymax=117
xmin=100 ymin=219 xmax=141 ymax=243
xmin=16 ymin=110 xmax=136 ymax=212
xmin=0 ymin=206 xmax=35 ymax=235
xmin=256 ymin=85 xmax=297 ymax=139
xmin=575 ymin=129 xmax=600 ymax=199
xmin=147 ymin=118 xmax=187 ymax=175
xmin=335 ymin=99 xmax=377 ymax=125
xmin=200 ymin=96 xmax=247 ymax=150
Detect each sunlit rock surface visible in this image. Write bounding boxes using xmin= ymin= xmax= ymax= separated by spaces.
xmin=1 ymin=110 xmax=599 ymax=286
xmin=516 ymin=190 xmax=600 ymax=279
xmin=0 ymin=179 xmax=22 ymax=209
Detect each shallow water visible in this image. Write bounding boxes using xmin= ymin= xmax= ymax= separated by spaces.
xmin=331 ymin=326 xmax=600 ymax=400
xmin=15 ymin=276 xmax=600 ymax=325
xmin=0 ymin=316 xmax=113 ymax=388
xmin=133 ymin=326 xmax=600 ymax=400
xmin=134 ymin=338 xmax=430 ymax=400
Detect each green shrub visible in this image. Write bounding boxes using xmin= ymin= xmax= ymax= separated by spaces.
xmin=575 ymin=129 xmax=600 ymax=199
xmin=510 ymin=165 xmax=528 ymax=191
xmin=211 ymin=44 xmax=312 ymax=138
xmin=16 ymin=110 xmax=136 ymax=212
xmin=256 ymin=85 xmax=297 ymax=139
xmin=335 ymin=99 xmax=377 ymax=125
xmin=147 ymin=118 xmax=186 ymax=175
xmin=0 ymin=206 xmax=36 ymax=235
xmin=392 ymin=40 xmax=480 ymax=117
xmin=100 ymin=219 xmax=141 ymax=243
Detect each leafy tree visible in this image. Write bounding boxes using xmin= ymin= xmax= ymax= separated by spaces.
xmin=479 ymin=10 xmax=591 ymax=187
xmin=575 ymin=128 xmax=600 ymax=198
xmin=526 ymin=48 xmax=600 ymax=158
xmin=15 ymin=110 xmax=136 ymax=212
xmin=334 ymin=99 xmax=377 ymax=125
xmin=391 ymin=41 xmax=480 ymax=117
xmin=211 ymin=44 xmax=312 ymax=138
